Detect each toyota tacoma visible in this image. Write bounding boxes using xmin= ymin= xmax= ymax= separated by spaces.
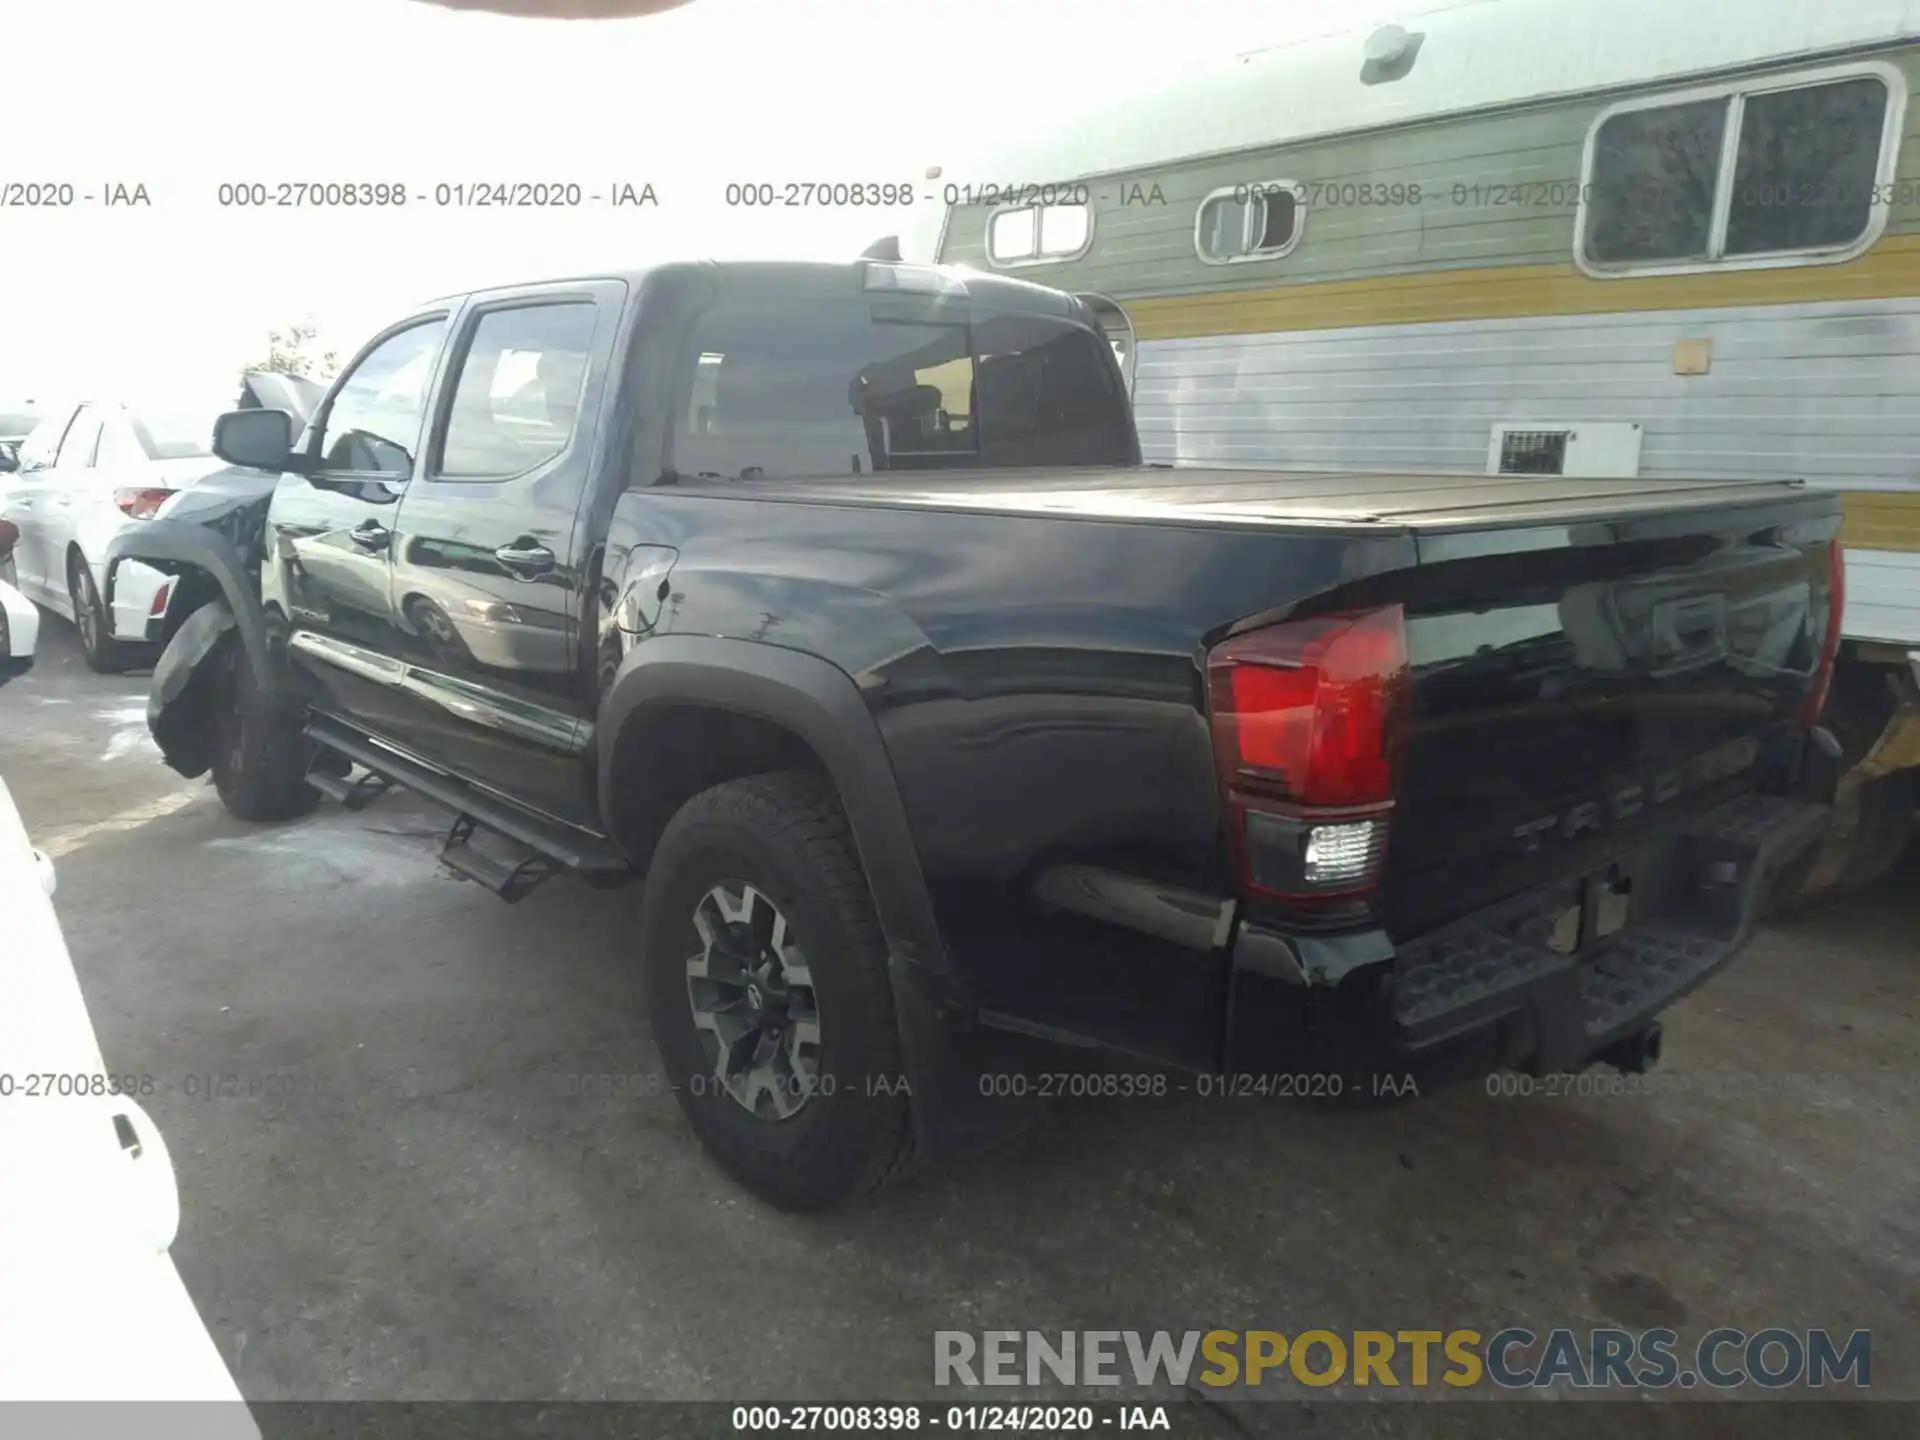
xmin=106 ymin=260 xmax=1845 ymax=1209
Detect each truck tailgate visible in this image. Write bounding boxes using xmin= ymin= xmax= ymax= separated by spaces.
xmin=1372 ymin=501 xmax=1842 ymax=941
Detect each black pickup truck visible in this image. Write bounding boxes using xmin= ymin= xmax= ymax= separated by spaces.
xmin=108 ymin=259 xmax=1845 ymax=1210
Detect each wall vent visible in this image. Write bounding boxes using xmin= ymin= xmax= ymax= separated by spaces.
xmin=1489 ymin=422 xmax=1643 ymax=479
xmin=1497 ymin=429 xmax=1568 ymax=475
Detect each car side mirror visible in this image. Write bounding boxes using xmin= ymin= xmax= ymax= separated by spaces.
xmin=212 ymin=407 xmax=303 ymax=472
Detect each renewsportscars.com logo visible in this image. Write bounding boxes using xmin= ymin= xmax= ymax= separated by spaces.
xmin=934 ymin=1328 xmax=1872 ymax=1391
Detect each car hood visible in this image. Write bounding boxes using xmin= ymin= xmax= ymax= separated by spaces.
xmin=240 ymin=371 xmax=324 ymax=426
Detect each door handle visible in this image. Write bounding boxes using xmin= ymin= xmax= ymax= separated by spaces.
xmin=349 ymin=520 xmax=391 ymax=551
xmin=494 ymin=542 xmax=555 ymax=574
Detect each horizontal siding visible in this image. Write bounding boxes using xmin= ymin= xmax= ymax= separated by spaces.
xmin=943 ymin=44 xmax=1920 ymax=300
xmin=1131 ymin=296 xmax=1920 ymax=490
xmin=1845 ymin=550 xmax=1920 ymax=642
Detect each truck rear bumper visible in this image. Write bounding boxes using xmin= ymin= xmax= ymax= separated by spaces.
xmin=1223 ymin=791 xmax=1831 ymax=1085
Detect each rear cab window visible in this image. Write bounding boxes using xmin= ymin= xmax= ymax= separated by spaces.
xmin=669 ymin=277 xmax=1135 ymax=481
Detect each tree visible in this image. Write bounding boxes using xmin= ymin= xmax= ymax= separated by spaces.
xmin=241 ymin=318 xmax=339 ymax=384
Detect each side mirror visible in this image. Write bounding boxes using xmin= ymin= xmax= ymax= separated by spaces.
xmin=212 ymin=407 xmax=300 ymax=472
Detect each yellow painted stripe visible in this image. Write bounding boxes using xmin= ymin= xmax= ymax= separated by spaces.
xmin=1129 ymin=233 xmax=1920 ymax=340
xmin=1840 ymin=491 xmax=1920 ymax=552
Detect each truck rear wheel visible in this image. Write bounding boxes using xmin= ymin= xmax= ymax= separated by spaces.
xmin=640 ymin=769 xmax=914 ymax=1211
xmin=209 ymin=630 xmax=320 ymax=822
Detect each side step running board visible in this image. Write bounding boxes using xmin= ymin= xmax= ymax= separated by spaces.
xmin=305 ymin=763 xmax=395 ymax=813
xmin=441 ymin=814 xmax=561 ymax=903
xmin=303 ymin=716 xmax=634 ymax=902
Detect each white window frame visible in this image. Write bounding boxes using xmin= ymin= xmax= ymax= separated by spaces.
xmin=1194 ymin=180 xmax=1307 ymax=266
xmin=984 ymin=199 xmax=1096 ymax=269
xmin=1573 ymin=60 xmax=1906 ymax=280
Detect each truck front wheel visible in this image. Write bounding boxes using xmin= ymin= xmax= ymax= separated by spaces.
xmin=640 ymin=769 xmax=915 ymax=1211
xmin=208 ymin=631 xmax=320 ymax=822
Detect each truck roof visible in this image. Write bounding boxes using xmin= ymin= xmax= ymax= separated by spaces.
xmin=722 ymin=467 xmax=1830 ymax=535
xmin=427 ymin=260 xmax=1084 ymax=318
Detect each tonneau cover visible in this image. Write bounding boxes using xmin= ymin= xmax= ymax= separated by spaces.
xmin=737 ymin=467 xmax=1823 ymax=532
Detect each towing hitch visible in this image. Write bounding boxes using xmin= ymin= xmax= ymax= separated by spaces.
xmin=1597 ymin=1021 xmax=1664 ymax=1075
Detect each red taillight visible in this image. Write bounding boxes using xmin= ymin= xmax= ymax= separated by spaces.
xmin=1207 ymin=605 xmax=1410 ymax=900
xmin=149 ymin=582 xmax=172 ymax=618
xmin=1209 ymin=606 xmax=1408 ymax=807
xmin=113 ymin=487 xmax=174 ymax=519
xmin=1801 ymin=539 xmax=1846 ymax=726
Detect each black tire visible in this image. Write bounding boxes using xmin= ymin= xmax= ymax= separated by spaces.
xmin=641 ymin=769 xmax=915 ymax=1211
xmin=67 ymin=553 xmax=131 ymax=674
xmin=208 ymin=630 xmax=320 ymax=822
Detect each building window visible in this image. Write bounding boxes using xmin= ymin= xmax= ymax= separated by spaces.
xmin=1579 ymin=64 xmax=1900 ymax=274
xmin=986 ymin=201 xmax=1093 ymax=266
xmin=1195 ymin=181 xmax=1303 ymax=264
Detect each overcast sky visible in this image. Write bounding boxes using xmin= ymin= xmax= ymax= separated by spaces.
xmin=0 ymin=0 xmax=1405 ymax=404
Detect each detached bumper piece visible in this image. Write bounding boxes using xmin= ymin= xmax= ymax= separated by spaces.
xmin=1225 ymin=793 xmax=1829 ymax=1083
xmin=1393 ymin=793 xmax=1828 ymax=1073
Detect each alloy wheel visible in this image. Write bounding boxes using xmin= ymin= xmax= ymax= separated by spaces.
xmin=685 ymin=881 xmax=823 ymax=1120
xmin=69 ymin=566 xmax=99 ymax=652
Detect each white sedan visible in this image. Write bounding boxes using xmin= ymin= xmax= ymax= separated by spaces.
xmin=0 ymin=580 xmax=258 ymax=1427
xmin=0 ymin=375 xmax=321 ymax=673
xmin=2 ymin=546 xmax=39 ymax=685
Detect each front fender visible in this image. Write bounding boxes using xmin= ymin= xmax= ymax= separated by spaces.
xmin=147 ymin=600 xmax=237 ymax=779
xmin=103 ymin=503 xmax=272 ymax=681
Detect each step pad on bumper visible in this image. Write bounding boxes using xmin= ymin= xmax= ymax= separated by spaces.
xmin=1580 ymin=926 xmax=1720 ymax=1038
xmin=1387 ymin=791 xmax=1829 ymax=1071
xmin=1393 ymin=931 xmax=1565 ymax=1033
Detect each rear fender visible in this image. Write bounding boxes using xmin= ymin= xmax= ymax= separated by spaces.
xmin=148 ymin=600 xmax=237 ymax=779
